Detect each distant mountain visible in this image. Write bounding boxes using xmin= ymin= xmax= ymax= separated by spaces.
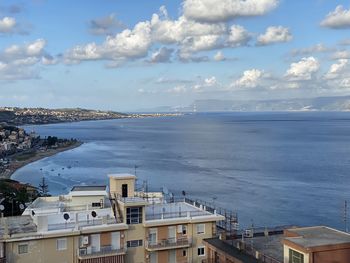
xmin=190 ymin=96 xmax=350 ymax=112
xmin=138 ymin=96 xmax=350 ymax=112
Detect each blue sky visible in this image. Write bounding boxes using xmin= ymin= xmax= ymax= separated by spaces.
xmin=0 ymin=0 xmax=350 ymax=111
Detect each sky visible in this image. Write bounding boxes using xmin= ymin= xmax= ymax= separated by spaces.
xmin=0 ymin=0 xmax=350 ymax=111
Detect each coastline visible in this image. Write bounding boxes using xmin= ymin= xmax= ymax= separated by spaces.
xmin=0 ymin=141 xmax=83 ymax=180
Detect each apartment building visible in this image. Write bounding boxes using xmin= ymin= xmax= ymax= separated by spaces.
xmin=202 ymin=226 xmax=350 ymax=263
xmin=0 ymin=173 xmax=224 ymax=263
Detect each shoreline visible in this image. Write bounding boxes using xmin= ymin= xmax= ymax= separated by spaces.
xmin=0 ymin=141 xmax=83 ymax=180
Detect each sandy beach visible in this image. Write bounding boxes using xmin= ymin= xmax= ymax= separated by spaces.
xmin=0 ymin=141 xmax=83 ymax=180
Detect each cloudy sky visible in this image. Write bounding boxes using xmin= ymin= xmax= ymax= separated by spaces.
xmin=1 ymin=0 xmax=350 ymax=111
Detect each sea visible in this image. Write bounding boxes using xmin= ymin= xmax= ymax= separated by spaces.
xmin=11 ymin=112 xmax=350 ymax=229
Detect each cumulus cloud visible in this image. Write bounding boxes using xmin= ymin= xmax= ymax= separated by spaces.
xmin=88 ymin=14 xmax=124 ymax=35
xmin=331 ymin=50 xmax=350 ymax=60
xmin=285 ymin=57 xmax=320 ymax=81
xmin=321 ymin=5 xmax=350 ymax=29
xmin=0 ymin=16 xmax=16 ymax=33
xmin=325 ymin=59 xmax=348 ymax=79
xmin=228 ymin=25 xmax=251 ymax=47
xmin=257 ymin=26 xmax=292 ymax=46
xmin=167 ymin=85 xmax=187 ymax=93
xmin=0 ymin=39 xmax=55 ymax=80
xmin=151 ymin=12 xmax=226 ymax=45
xmin=149 ymin=47 xmax=173 ymax=63
xmin=233 ymin=69 xmax=264 ymax=88
xmin=290 ymin=43 xmax=333 ymax=56
xmin=214 ymin=51 xmax=225 ymax=61
xmin=65 ymin=21 xmax=152 ymax=63
xmin=183 ymin=0 xmax=279 ymax=23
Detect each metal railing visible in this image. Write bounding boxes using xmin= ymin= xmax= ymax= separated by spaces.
xmin=78 ymin=246 xmax=126 ymax=258
xmin=146 ymin=210 xmax=211 ymax=221
xmin=146 ymin=237 xmax=191 ymax=250
xmin=238 ymin=241 xmax=282 ymax=263
xmin=48 ymin=217 xmax=121 ymax=231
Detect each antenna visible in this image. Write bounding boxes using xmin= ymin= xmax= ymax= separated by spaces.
xmin=344 ymin=200 xmax=348 ymax=232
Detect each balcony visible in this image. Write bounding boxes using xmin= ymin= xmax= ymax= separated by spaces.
xmin=0 ymin=258 xmax=5 ymax=263
xmin=78 ymin=246 xmax=126 ymax=262
xmin=145 ymin=237 xmax=191 ymax=251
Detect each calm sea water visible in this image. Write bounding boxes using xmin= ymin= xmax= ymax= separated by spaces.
xmin=12 ymin=112 xmax=350 ymax=229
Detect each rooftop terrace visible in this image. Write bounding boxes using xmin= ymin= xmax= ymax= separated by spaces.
xmin=285 ymin=226 xmax=350 ymax=248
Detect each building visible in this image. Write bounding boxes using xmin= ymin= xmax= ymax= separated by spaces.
xmin=203 ymin=226 xmax=350 ymax=263
xmin=0 ymin=173 xmax=224 ymax=263
xmin=283 ymin=226 xmax=350 ymax=263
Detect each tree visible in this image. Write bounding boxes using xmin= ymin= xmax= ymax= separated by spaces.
xmin=38 ymin=177 xmax=50 ymax=197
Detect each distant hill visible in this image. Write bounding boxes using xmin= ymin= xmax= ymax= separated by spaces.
xmin=190 ymin=96 xmax=350 ymax=112
xmin=0 ymin=107 xmax=130 ymax=125
xmin=136 ymin=96 xmax=350 ymax=112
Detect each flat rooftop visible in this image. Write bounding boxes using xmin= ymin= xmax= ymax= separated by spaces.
xmin=71 ymin=185 xmax=107 ymax=191
xmin=0 ymin=216 xmax=37 ymax=236
xmin=146 ymin=201 xmax=213 ymax=221
xmin=285 ymin=226 xmax=350 ymax=248
xmin=109 ymin=173 xmax=136 ymax=179
xmin=204 ymin=238 xmax=258 ymax=263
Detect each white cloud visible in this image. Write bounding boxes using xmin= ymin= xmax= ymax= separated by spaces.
xmin=291 ymin=43 xmax=332 ymax=56
xmin=88 ymin=13 xmax=123 ymax=35
xmin=227 ymin=25 xmax=251 ymax=47
xmin=65 ymin=21 xmax=152 ymax=63
xmin=0 ymin=39 xmax=54 ymax=81
xmin=257 ymin=26 xmax=292 ymax=46
xmin=214 ymin=51 xmax=225 ymax=61
xmin=331 ymin=50 xmax=350 ymax=59
xmin=149 ymin=47 xmax=173 ymax=63
xmin=0 ymin=16 xmax=16 ymax=33
xmin=285 ymin=57 xmax=320 ymax=81
xmin=150 ymin=13 xmax=226 ymax=44
xmin=325 ymin=59 xmax=348 ymax=79
xmin=183 ymin=0 xmax=279 ymax=23
xmin=167 ymin=85 xmax=187 ymax=93
xmin=321 ymin=5 xmax=350 ymax=29
xmin=204 ymin=76 xmax=217 ymax=86
xmin=234 ymin=69 xmax=264 ymax=88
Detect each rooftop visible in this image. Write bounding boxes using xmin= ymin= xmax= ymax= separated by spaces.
xmin=109 ymin=173 xmax=136 ymax=180
xmin=71 ymin=185 xmax=107 ymax=192
xmin=0 ymin=216 xmax=37 ymax=236
xmin=284 ymin=226 xmax=350 ymax=248
xmin=204 ymin=238 xmax=258 ymax=263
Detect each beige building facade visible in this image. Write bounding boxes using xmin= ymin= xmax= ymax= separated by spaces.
xmin=0 ymin=174 xmax=224 ymax=263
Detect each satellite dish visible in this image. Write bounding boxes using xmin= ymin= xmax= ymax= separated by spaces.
xmin=19 ymin=204 xmax=25 ymax=210
xmin=91 ymin=211 xmax=97 ymax=218
xmin=63 ymin=213 xmax=70 ymax=221
xmin=0 ymin=205 xmax=4 ymax=211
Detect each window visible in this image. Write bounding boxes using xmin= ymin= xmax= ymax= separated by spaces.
xmin=177 ymin=224 xmax=187 ymax=235
xmin=56 ymin=238 xmax=67 ymax=251
xmin=126 ymin=207 xmax=143 ymax=224
xmin=92 ymin=202 xmax=101 ymax=207
xmin=182 ymin=249 xmax=187 ymax=257
xmin=18 ymin=244 xmax=28 ymax=254
xmin=197 ymin=246 xmax=205 ymax=256
xmin=196 ymin=224 xmax=205 ymax=234
xmin=289 ymin=249 xmax=304 ymax=263
xmin=127 ymin=240 xmax=143 ymax=248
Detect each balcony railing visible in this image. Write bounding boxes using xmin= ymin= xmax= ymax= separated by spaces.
xmin=0 ymin=258 xmax=5 ymax=263
xmin=146 ymin=210 xmax=211 ymax=221
xmin=78 ymin=246 xmax=126 ymax=259
xmin=48 ymin=217 xmax=121 ymax=231
xmin=146 ymin=237 xmax=191 ymax=251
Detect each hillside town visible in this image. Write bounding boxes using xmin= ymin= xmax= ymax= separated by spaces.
xmin=0 ymin=124 xmax=80 ymax=179
xmin=0 ymin=107 xmax=182 ymax=126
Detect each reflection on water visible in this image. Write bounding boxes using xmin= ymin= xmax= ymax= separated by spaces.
xmin=12 ymin=112 xmax=350 ymax=228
